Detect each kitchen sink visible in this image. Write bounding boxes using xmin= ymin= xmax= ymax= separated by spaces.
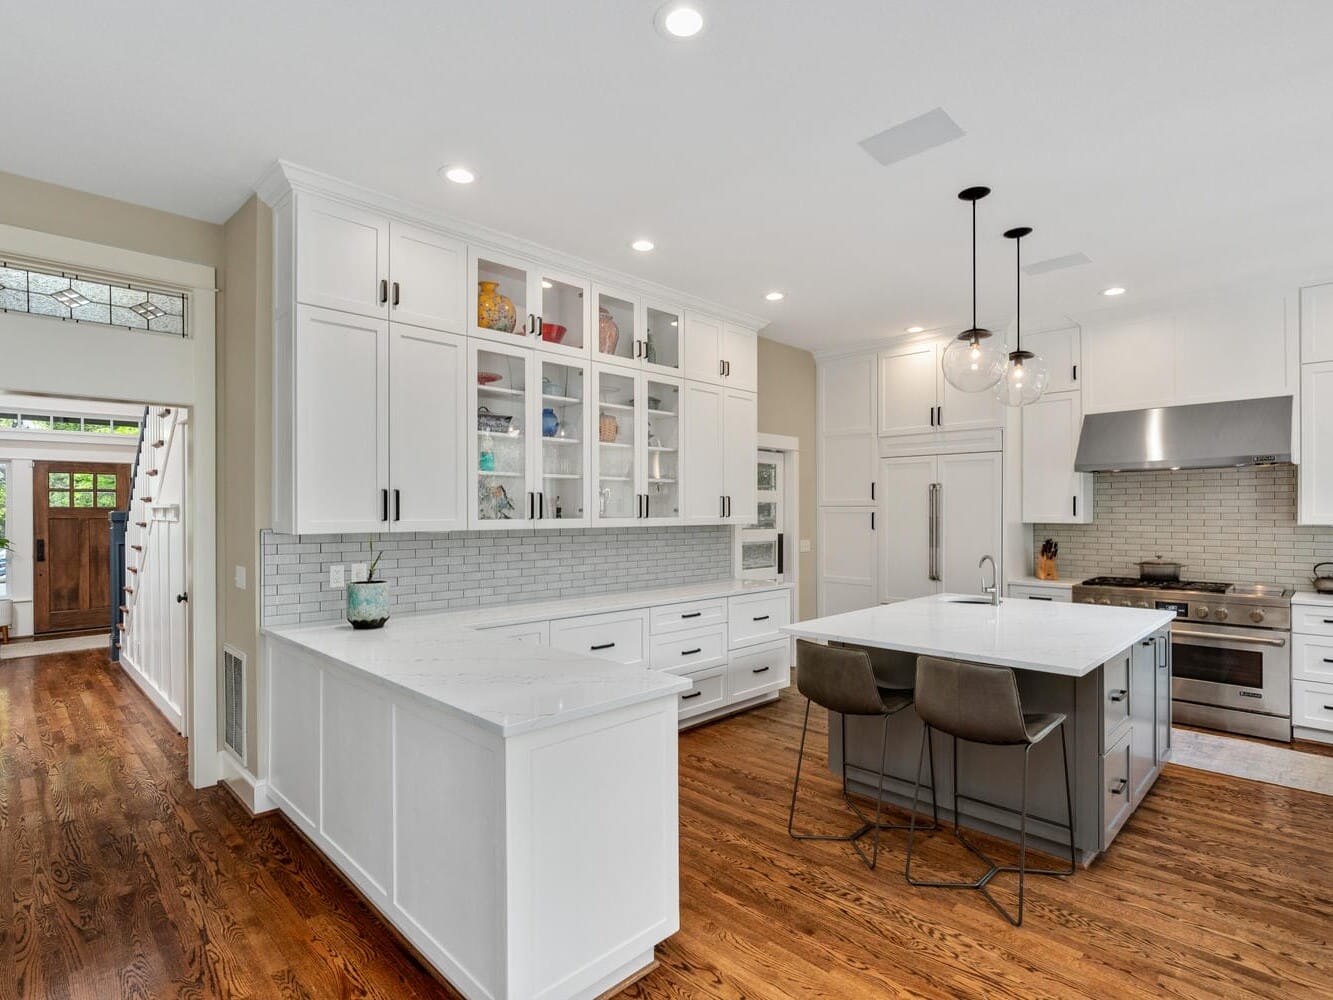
xmin=946 ymin=597 xmax=1000 ymax=605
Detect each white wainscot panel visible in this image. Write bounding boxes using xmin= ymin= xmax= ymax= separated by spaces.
xmin=268 ymin=645 xmax=321 ymax=831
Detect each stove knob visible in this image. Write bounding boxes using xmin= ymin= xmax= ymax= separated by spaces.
xmin=1099 ymin=598 xmax=1112 ymax=606
xmin=1250 ymin=609 xmax=1265 ymax=623
xmin=1136 ymin=601 xmax=1151 ymax=609
xmin=1215 ymin=608 xmax=1229 ymax=622
xmin=1195 ymin=606 xmax=1209 ymax=618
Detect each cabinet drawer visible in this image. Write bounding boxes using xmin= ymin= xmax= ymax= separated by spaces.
xmin=479 ymin=620 xmax=549 ymax=645
xmin=1101 ymin=727 xmax=1133 ymax=848
xmin=728 ymin=591 xmax=791 ymax=650
xmin=651 ymin=599 xmax=726 ymax=635
xmin=1293 ymin=679 xmax=1333 ymax=733
xmin=1007 ymin=584 xmax=1072 ymax=603
xmin=1292 ymin=605 xmax=1333 ymax=638
xmin=549 ymin=609 xmax=649 ymax=666
xmin=728 ymin=640 xmax=792 ymax=702
xmin=678 ymin=667 xmax=727 ymax=719
xmin=1103 ymin=650 xmax=1131 ymax=750
xmin=1293 ymin=634 xmax=1333 ymax=683
xmin=651 ymin=627 xmax=728 ymax=673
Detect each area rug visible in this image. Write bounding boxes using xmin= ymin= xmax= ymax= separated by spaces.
xmin=1170 ymin=727 xmax=1333 ymax=797
xmin=1 ymin=633 xmax=109 ymax=660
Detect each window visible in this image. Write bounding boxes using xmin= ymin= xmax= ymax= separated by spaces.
xmin=46 ymin=470 xmax=120 ymax=511
xmin=0 ymin=412 xmax=141 ymax=437
xmin=0 ymin=261 xmax=186 ymax=337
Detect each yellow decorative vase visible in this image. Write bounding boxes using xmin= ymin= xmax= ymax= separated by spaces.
xmin=477 ymin=280 xmax=517 ymax=333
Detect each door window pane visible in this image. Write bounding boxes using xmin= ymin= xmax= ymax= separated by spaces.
xmin=96 ymin=474 xmax=117 ymax=490
xmin=54 ymin=416 xmax=82 ymax=431
xmin=757 ymin=461 xmax=778 ymax=491
xmin=756 ymin=501 xmax=777 ymax=530
xmin=73 ymin=491 xmax=94 ymax=508
xmin=540 ymin=360 xmax=585 ymax=520
xmin=475 ymin=258 xmax=528 ymax=336
xmin=83 ymin=419 xmax=112 ymax=433
xmin=73 ymin=473 xmax=94 ymax=489
xmin=48 ymin=472 xmax=70 ymax=489
xmin=539 ymin=277 xmax=585 ymax=351
xmin=49 ymin=491 xmax=70 ymax=508
xmin=96 ymin=492 xmax=118 ymax=508
xmin=596 ymin=369 xmax=637 ymax=519
xmin=475 ymin=348 xmax=528 ymax=521
xmin=644 ymin=306 xmax=682 ymax=371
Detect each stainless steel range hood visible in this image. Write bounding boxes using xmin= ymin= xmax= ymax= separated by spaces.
xmin=1074 ymin=396 xmax=1292 ymax=472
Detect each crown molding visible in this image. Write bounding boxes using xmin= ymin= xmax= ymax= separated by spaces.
xmin=254 ymin=160 xmax=770 ymax=331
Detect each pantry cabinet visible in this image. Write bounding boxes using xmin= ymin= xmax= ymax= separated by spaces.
xmin=877 ymin=339 xmax=1003 ymax=436
xmin=817 ymin=507 xmax=878 ymax=614
xmin=1300 ymin=361 xmax=1333 ymax=525
xmin=818 ymin=353 xmax=877 ymax=505
xmin=1301 ymin=282 xmax=1333 ymax=364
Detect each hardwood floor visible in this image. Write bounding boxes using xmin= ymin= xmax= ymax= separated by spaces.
xmin=3 ymin=650 xmax=1331 ymax=999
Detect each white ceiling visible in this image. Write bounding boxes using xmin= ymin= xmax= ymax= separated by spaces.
xmin=5 ymin=0 xmax=1333 ymax=352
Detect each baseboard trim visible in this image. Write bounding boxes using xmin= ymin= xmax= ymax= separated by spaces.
xmin=118 ymin=652 xmax=185 ymax=732
xmin=218 ymin=751 xmax=275 ymax=816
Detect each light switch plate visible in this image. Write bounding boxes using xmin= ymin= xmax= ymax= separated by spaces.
xmin=799 ymin=539 xmax=812 ymax=553
xmin=351 ymin=562 xmax=367 ymax=583
xmin=234 ymin=565 xmax=246 ymax=589
xmin=330 ymin=564 xmax=346 ymax=589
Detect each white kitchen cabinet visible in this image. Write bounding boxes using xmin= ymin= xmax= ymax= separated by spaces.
xmin=817 ymin=507 xmax=878 ymax=615
xmin=549 ymin=609 xmax=650 ymax=667
xmin=722 ymin=389 xmax=759 ymax=524
xmin=721 ymin=324 xmax=759 ymax=392
xmin=681 ymin=382 xmax=756 ymax=524
xmin=878 ymin=339 xmax=1002 ymax=436
xmin=1082 ymin=315 xmax=1176 ymax=414
xmin=593 ymin=288 xmax=686 ymax=378
xmin=1300 ymin=361 xmax=1333 ymax=525
xmin=387 ymin=223 xmax=467 ymax=334
xmin=469 ymin=248 xmax=592 ymax=361
xmin=389 ymin=326 xmax=468 ymax=532
xmin=1021 ymin=390 xmax=1094 ymax=523
xmin=294 ymin=194 xmax=390 ymax=319
xmin=470 ymin=341 xmax=593 ymax=529
xmin=479 ymin=621 xmax=550 ymax=645
xmin=877 ymin=451 xmax=1002 ymax=603
xmin=1301 ymin=282 xmax=1333 ymax=364
xmin=592 ymin=365 xmax=683 ymax=525
xmin=1023 ymin=326 xmax=1080 ymax=394
xmin=682 ymin=313 xmax=756 ymax=390
xmin=642 ymin=299 xmax=685 ymax=377
xmin=818 ymin=354 xmax=877 ymax=506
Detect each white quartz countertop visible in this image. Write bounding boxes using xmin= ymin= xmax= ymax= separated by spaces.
xmin=782 ymin=594 xmax=1174 ymax=677
xmin=1007 ymin=576 xmax=1076 ymax=590
xmin=263 ymin=578 xmax=791 ymax=737
xmin=1292 ymin=590 xmax=1333 ymax=607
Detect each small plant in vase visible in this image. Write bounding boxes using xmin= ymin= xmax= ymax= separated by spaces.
xmin=346 ymin=551 xmax=390 ymax=630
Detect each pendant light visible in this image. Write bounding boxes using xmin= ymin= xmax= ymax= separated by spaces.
xmin=995 ymin=226 xmax=1050 ymax=407
xmin=941 ymin=186 xmax=1007 ymax=393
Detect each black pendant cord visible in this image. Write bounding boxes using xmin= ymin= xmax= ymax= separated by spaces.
xmin=971 ymin=197 xmax=978 ymax=335
xmin=1003 ymin=226 xmax=1033 ymax=358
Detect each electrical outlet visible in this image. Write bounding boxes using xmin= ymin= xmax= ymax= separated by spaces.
xmin=234 ymin=565 xmax=247 ymax=590
xmin=351 ymin=562 xmax=367 ymax=583
xmin=799 ymin=539 xmax=812 ymax=553
xmin=329 ymin=564 xmax=345 ymax=588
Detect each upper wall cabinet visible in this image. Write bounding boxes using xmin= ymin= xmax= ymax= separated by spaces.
xmin=469 ymin=248 xmax=591 ymax=360
xmin=1021 ymin=391 xmax=1094 ymax=524
xmin=1301 ymin=282 xmax=1333 ymax=364
xmin=591 ymin=287 xmax=685 ymax=377
xmin=684 ymin=313 xmax=757 ymax=390
xmin=721 ymin=324 xmax=759 ymax=393
xmin=1023 ymin=326 xmax=1081 ymax=394
xmin=878 ymin=339 xmax=1002 ymax=436
xmin=818 ymin=353 xmax=877 ymax=505
xmin=294 ymin=193 xmax=465 ymax=334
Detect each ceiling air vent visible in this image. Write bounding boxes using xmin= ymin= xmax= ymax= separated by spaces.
xmin=1023 ymin=252 xmax=1092 ymax=276
xmin=858 ymin=108 xmax=965 ymax=167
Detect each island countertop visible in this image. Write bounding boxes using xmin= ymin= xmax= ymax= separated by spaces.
xmin=783 ymin=593 xmax=1176 ymax=677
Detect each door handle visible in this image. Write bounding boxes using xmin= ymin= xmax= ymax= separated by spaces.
xmin=590 ymin=642 xmax=616 ymax=651
xmin=1171 ymin=628 xmax=1287 ymax=647
xmin=176 ymin=593 xmax=189 ymax=604
xmin=720 ymin=496 xmax=725 ymax=518
xmin=35 ymin=538 xmax=46 ymax=562
xmin=392 ymin=281 xmax=400 ymax=306
xmin=381 ymin=489 xmax=389 ymax=522
xmin=538 ymin=493 xmax=544 ymax=519
xmin=379 ymin=279 xmax=388 ymax=304
xmin=394 ymin=489 xmax=401 ymax=522
xmin=645 ymin=494 xmax=651 ymax=518
xmin=719 ymin=359 xmax=725 ymax=377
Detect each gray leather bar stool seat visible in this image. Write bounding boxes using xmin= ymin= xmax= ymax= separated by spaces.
xmin=905 ymin=656 xmax=1075 ymax=926
xmin=788 ymin=639 xmax=938 ymax=870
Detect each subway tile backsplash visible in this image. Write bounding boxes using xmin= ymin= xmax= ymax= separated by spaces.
xmin=261 ymin=526 xmax=733 ymax=627
xmin=1033 ymin=464 xmax=1333 ymax=590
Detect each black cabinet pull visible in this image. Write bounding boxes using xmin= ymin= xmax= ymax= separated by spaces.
xmin=726 ymin=496 xmax=731 ymax=518
xmin=753 ymin=615 xmax=770 ymax=622
xmin=870 ymin=481 xmax=875 ymax=500
xmin=1324 ymin=620 xmax=1333 ymax=625
xmin=1323 ymin=658 xmax=1333 ymax=663
xmin=681 ymin=648 xmax=702 ymax=656
xmin=379 ymin=279 xmax=388 ymax=304
xmin=752 ymin=665 xmax=771 ymax=674
xmin=681 ymin=611 xmax=702 ymax=619
xmin=936 ymin=405 xmax=942 ymax=426
xmin=682 ymin=690 xmax=703 ymax=701
xmin=1109 ymin=689 xmax=1128 ymax=703
xmin=646 ymin=495 xmax=651 ymax=518
xmin=176 ymin=592 xmax=189 ymax=604
xmin=538 ymin=493 xmax=544 ymax=519
xmin=590 ymin=642 xmax=616 ymax=651
xmin=1110 ymin=778 xmax=1128 ymax=795
xmin=1029 ymin=596 xmax=1052 ymax=601
xmin=1073 ymin=364 xmax=1078 ymax=382
xmin=719 ymin=359 xmax=725 ymax=377
xmin=536 ymin=315 xmax=543 ymax=340
xmin=1324 ymin=705 xmax=1333 ymax=711
xmin=1073 ymin=495 xmax=1078 ymax=517
xmin=528 ymin=313 xmax=536 ymax=337
xmin=381 ymin=489 xmax=388 ymax=522
xmin=392 ymin=281 xmax=401 ymax=306
xmin=720 ymin=496 xmax=725 ymax=517
xmin=870 ymin=511 xmax=875 ymax=531
xmin=394 ymin=489 xmax=401 ymax=522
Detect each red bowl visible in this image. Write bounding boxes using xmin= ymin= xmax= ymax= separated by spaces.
xmin=541 ymin=323 xmax=567 ymax=344
xmin=477 ymin=371 xmax=502 ymax=385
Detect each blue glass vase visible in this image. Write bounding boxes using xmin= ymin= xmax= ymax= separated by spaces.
xmin=542 ymin=407 xmax=559 ymax=437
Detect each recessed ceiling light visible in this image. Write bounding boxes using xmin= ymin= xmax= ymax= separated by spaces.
xmin=631 ymin=239 xmax=655 ymax=252
xmin=906 ymin=325 xmax=925 ymax=333
xmin=1102 ymin=286 xmax=1126 ymax=296
xmin=440 ymin=165 xmax=475 ymax=184
xmin=654 ymin=3 xmax=704 ymax=38
xmin=541 ymin=280 xmax=553 ymax=289
xmin=765 ymin=291 xmax=785 ymax=302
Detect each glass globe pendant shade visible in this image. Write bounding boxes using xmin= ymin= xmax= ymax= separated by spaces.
xmin=941 ymin=328 xmax=1007 ymax=392
xmin=995 ymin=350 xmax=1050 ymax=407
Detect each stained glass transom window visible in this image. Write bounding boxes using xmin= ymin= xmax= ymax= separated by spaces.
xmin=0 ymin=261 xmax=186 ymax=336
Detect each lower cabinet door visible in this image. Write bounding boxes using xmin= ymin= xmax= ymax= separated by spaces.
xmin=549 ymin=609 xmax=649 ymax=666
xmin=1101 ymin=728 xmax=1133 ymax=849
xmin=1292 ymin=678 xmax=1333 ymax=733
xmin=678 ymin=667 xmax=727 ymax=720
xmin=727 ymin=640 xmax=791 ymax=702
xmin=479 ymin=620 xmax=550 ymax=645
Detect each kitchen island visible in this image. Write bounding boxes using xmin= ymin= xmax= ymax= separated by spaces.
xmin=262 ymin=615 xmax=690 ymax=1000
xmin=784 ymin=594 xmax=1175 ymax=863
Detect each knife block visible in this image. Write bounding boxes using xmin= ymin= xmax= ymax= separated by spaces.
xmin=1036 ymin=554 xmax=1058 ymax=580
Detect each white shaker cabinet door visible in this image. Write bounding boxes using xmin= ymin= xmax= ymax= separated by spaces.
xmin=937 ymin=451 xmax=1002 ymax=596
xmin=294 ymin=306 xmax=389 ymax=533
xmin=878 ymin=343 xmax=937 ymax=436
xmin=1300 ymin=361 xmax=1333 ymax=525
xmin=1023 ymin=327 xmax=1081 ymax=394
xmin=818 ymin=354 xmax=877 ymax=505
xmin=387 ymin=223 xmax=467 ymax=334
xmin=723 ymin=389 xmax=758 ymax=524
xmin=721 ymin=324 xmax=758 ymax=393
xmin=389 ymin=326 xmax=468 ymax=532
xmin=684 ymin=312 xmax=724 ymax=385
xmin=1302 ymin=282 xmax=1333 ymax=364
xmin=937 ymin=357 xmax=1004 ymax=432
xmin=295 ymin=194 xmax=389 ymax=319
xmin=1021 ymin=391 xmax=1093 ymax=523
xmin=682 ymin=380 xmax=725 ymax=522
xmin=877 ymin=455 xmax=938 ymax=603
xmin=818 ymin=507 xmax=878 ymax=615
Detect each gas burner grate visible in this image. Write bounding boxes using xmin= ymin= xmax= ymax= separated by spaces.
xmin=1079 ymin=576 xmax=1232 ymax=594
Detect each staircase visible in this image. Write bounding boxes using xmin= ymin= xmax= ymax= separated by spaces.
xmin=113 ymin=405 xmax=189 ymax=732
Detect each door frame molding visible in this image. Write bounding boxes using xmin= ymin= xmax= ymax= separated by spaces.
xmin=0 ymin=222 xmax=218 ymax=789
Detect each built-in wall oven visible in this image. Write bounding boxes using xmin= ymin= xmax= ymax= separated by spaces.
xmin=1073 ymin=579 xmax=1293 ymax=742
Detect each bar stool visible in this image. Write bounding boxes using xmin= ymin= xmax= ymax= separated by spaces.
xmin=904 ymin=656 xmax=1075 ymax=926
xmin=788 ymin=639 xmax=937 ymax=870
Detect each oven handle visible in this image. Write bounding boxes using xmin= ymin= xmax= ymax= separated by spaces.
xmin=1171 ymin=628 xmax=1287 ymax=648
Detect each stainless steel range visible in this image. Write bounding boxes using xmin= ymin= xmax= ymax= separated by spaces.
xmin=1072 ymin=577 xmax=1293 ymax=742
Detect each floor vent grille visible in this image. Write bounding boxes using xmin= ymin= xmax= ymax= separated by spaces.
xmin=222 ymin=645 xmax=246 ymax=766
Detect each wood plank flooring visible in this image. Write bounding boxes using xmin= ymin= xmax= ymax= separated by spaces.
xmin=3 ymin=650 xmax=1331 ymax=999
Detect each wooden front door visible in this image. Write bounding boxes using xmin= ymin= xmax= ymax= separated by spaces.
xmin=33 ymin=462 xmax=130 ymax=634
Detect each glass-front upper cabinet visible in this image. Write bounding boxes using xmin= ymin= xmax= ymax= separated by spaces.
xmin=644 ymin=377 xmax=682 ymax=522
xmin=537 ymin=357 xmax=591 ymax=525
xmin=592 ymin=286 xmax=685 ymax=377
xmin=592 ymin=366 xmax=640 ymax=523
xmin=469 ymin=248 xmax=591 ymax=360
xmin=470 ymin=341 xmax=532 ymax=527
xmin=642 ymin=301 xmax=684 ymax=376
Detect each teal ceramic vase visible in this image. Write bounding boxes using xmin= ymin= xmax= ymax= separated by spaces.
xmin=346 ymin=580 xmax=390 ymax=629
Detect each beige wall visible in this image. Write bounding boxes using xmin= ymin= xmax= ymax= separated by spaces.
xmin=756 ymin=337 xmax=817 ymax=620
xmin=219 ymin=196 xmax=273 ymax=768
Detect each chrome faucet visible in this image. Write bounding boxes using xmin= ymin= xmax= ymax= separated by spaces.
xmin=978 ymin=555 xmax=999 ymax=606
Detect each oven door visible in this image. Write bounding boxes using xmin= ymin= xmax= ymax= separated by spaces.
xmin=1171 ymin=625 xmax=1290 ymax=716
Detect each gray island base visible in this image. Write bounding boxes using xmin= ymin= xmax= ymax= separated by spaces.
xmin=784 ymin=595 xmax=1175 ymax=864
